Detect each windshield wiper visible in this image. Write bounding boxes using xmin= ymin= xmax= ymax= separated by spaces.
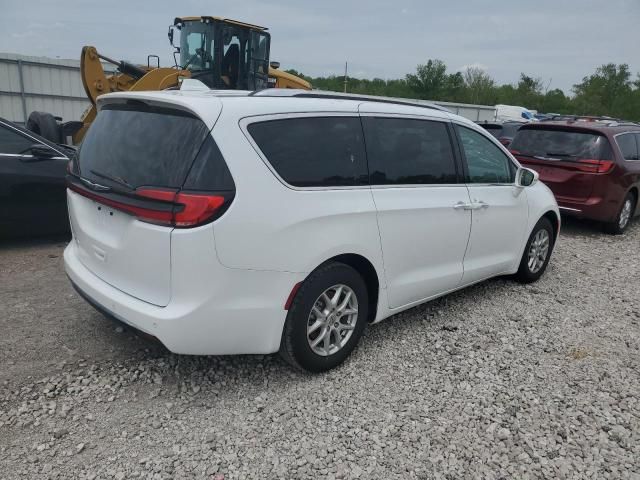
xmin=89 ymin=169 xmax=134 ymax=191
xmin=546 ymin=152 xmax=577 ymax=158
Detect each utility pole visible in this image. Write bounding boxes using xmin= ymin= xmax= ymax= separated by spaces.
xmin=343 ymin=62 xmax=348 ymax=93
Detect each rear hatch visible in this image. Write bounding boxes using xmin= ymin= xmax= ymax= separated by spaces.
xmin=509 ymin=125 xmax=614 ymax=202
xmin=67 ymin=100 xmax=234 ymax=306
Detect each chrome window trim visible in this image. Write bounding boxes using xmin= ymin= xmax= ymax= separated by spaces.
xmin=613 ymin=131 xmax=640 ymax=161
xmin=1 ymin=153 xmax=34 ymax=158
xmin=370 ymin=183 xmax=468 ymax=190
xmin=357 ymin=111 xmax=451 ymax=122
xmin=0 ymin=153 xmax=67 ymax=160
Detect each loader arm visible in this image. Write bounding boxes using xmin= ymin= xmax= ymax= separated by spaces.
xmin=74 ymin=46 xmax=190 ymax=143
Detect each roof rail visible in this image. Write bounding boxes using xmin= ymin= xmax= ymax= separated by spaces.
xmin=250 ymin=89 xmax=449 ymax=112
xmin=539 ymin=114 xmax=640 ymax=127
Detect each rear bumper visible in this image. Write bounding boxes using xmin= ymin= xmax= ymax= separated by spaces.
xmin=555 ymin=195 xmax=618 ymax=222
xmin=64 ymin=241 xmax=304 ymax=355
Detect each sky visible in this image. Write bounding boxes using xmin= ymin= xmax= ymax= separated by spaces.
xmin=2 ymin=0 xmax=639 ymax=94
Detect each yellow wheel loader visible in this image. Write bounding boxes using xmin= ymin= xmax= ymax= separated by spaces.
xmin=28 ymin=16 xmax=311 ymax=144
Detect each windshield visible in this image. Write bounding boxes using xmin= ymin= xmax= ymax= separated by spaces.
xmin=179 ymin=22 xmax=216 ymax=72
xmin=510 ymin=128 xmax=612 ymax=160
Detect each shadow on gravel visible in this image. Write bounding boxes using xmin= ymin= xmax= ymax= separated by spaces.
xmin=0 ymin=233 xmax=71 ymax=250
xmin=558 ymin=214 xmax=640 ymax=238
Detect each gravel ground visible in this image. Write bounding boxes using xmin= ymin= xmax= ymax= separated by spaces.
xmin=1 ymin=218 xmax=639 ymax=480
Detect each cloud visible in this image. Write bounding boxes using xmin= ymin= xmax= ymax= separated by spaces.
xmin=0 ymin=0 xmax=638 ymax=93
xmin=458 ymin=63 xmax=489 ymax=73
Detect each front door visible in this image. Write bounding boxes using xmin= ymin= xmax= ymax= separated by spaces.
xmin=361 ymin=115 xmax=471 ymax=309
xmin=0 ymin=124 xmax=68 ymax=237
xmin=455 ymin=124 xmax=529 ymax=285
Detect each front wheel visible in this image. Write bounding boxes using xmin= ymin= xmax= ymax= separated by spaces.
xmin=280 ymin=262 xmax=368 ymax=373
xmin=604 ymin=193 xmax=635 ymax=235
xmin=515 ymin=217 xmax=555 ymax=283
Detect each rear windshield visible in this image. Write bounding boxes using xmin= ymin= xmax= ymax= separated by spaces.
xmin=78 ymin=104 xmax=210 ymax=189
xmin=501 ymin=123 xmax=522 ymax=138
xmin=510 ymin=128 xmax=612 ymax=160
xmin=481 ymin=125 xmax=503 ymax=138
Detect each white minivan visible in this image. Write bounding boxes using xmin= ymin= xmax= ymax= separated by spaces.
xmin=64 ymin=88 xmax=559 ymax=372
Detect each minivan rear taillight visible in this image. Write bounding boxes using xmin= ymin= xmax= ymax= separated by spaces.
xmin=137 ymin=189 xmax=227 ymax=227
xmin=67 ymin=179 xmax=232 ymax=228
xmin=575 ymin=159 xmax=615 ymax=174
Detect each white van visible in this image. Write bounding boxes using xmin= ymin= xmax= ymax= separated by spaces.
xmin=64 ymin=89 xmax=559 ymax=372
xmin=495 ymin=104 xmax=537 ymax=122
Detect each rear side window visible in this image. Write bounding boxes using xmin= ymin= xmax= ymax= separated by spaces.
xmin=247 ymin=117 xmax=367 ymax=187
xmin=457 ymin=126 xmax=515 ymax=184
xmin=183 ymin=136 xmax=235 ymax=191
xmin=510 ymin=128 xmax=613 ymax=161
xmin=79 ymin=104 xmax=210 ymax=189
xmin=0 ymin=125 xmax=33 ymax=154
xmin=616 ymin=133 xmax=639 ymax=160
xmin=362 ymin=117 xmax=457 ymax=185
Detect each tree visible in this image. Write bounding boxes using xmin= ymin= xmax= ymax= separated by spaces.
xmin=542 ymin=89 xmax=570 ymax=114
xmin=295 ymin=61 xmax=640 ymax=121
xmin=463 ymin=67 xmax=496 ymax=104
xmin=573 ymin=63 xmax=633 ymax=117
xmin=405 ymin=59 xmax=448 ymax=99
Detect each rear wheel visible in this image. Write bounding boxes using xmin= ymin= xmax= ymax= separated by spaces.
xmin=280 ymin=262 xmax=368 ymax=373
xmin=605 ymin=193 xmax=635 ymax=235
xmin=515 ymin=217 xmax=554 ymax=283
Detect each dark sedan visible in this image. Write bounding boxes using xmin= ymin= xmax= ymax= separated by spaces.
xmin=0 ymin=117 xmax=74 ymax=238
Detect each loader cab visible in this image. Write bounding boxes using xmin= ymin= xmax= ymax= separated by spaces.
xmin=170 ymin=16 xmax=271 ymax=90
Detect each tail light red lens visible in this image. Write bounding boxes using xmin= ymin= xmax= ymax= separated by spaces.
xmin=174 ymin=193 xmax=226 ymax=227
xmin=68 ymin=182 xmax=228 ymax=228
xmin=498 ymin=137 xmax=511 ymax=147
xmin=575 ymin=159 xmax=615 ymax=174
xmin=125 ymin=188 xmax=227 ymax=227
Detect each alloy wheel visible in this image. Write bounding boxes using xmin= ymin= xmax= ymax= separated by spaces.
xmin=619 ymin=199 xmax=633 ymax=229
xmin=307 ymin=284 xmax=359 ymax=357
xmin=527 ymin=229 xmax=550 ymax=274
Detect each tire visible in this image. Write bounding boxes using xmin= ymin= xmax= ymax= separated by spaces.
xmin=280 ymin=262 xmax=368 ymax=373
xmin=26 ymin=111 xmax=62 ymax=144
xmin=604 ymin=192 xmax=635 ymax=235
xmin=515 ymin=217 xmax=555 ymax=283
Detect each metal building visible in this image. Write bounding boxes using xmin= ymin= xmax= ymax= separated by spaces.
xmin=0 ymin=52 xmax=497 ymax=126
xmin=0 ymin=52 xmax=113 ymax=125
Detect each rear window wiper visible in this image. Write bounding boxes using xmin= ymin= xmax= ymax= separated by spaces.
xmin=546 ymin=152 xmax=577 ymax=158
xmin=89 ymin=169 xmax=134 ymax=191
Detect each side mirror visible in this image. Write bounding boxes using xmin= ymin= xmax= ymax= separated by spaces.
xmin=24 ymin=144 xmax=58 ymax=161
xmin=516 ymin=167 xmax=538 ymax=187
xmin=270 ymin=61 xmax=280 ymax=69
xmin=167 ymin=25 xmax=176 ymax=47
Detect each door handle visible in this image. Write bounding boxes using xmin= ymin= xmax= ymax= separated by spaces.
xmin=454 ymin=201 xmax=490 ymax=210
xmin=453 ymin=201 xmax=473 ymax=210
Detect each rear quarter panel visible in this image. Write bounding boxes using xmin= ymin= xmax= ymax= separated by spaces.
xmin=209 ymin=110 xmax=386 ymax=284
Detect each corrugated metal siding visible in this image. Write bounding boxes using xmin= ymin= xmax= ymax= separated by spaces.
xmin=0 ymin=52 xmax=114 ymax=124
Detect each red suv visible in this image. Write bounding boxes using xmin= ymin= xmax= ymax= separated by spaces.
xmin=509 ymin=118 xmax=640 ymax=233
